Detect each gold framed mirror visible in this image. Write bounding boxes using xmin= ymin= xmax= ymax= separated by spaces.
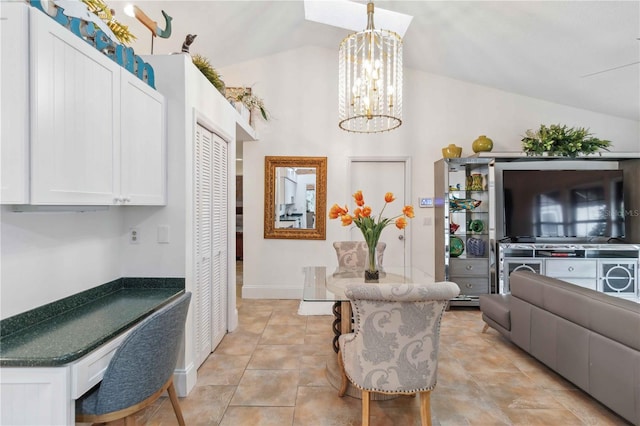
xmin=264 ymin=156 xmax=327 ymax=240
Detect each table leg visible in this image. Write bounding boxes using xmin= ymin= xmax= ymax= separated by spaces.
xmin=331 ymin=302 xmax=341 ymax=353
xmin=331 ymin=301 xmax=353 ymax=353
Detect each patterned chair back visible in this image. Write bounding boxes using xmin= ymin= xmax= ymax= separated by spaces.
xmin=332 ymin=241 xmax=386 ymax=269
xmin=339 ymin=282 xmax=460 ymax=393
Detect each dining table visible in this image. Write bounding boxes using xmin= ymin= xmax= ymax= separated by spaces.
xmin=302 ymin=265 xmax=438 ymax=399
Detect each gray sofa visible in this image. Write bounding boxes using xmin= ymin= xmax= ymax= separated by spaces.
xmin=479 ymin=270 xmax=640 ymax=425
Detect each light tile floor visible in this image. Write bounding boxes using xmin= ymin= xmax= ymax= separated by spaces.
xmin=101 ymin=264 xmax=630 ymax=426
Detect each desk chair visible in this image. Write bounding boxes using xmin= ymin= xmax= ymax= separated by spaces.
xmin=76 ymin=292 xmax=192 ymax=426
xmin=337 ymin=282 xmax=460 ymax=426
xmin=333 ymin=241 xmax=386 ymax=270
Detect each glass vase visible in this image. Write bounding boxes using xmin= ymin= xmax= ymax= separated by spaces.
xmin=364 ymin=242 xmax=379 ymax=283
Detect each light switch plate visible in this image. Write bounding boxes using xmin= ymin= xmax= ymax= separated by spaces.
xmin=157 ymin=225 xmax=170 ymax=244
xmin=419 ymin=197 xmax=434 ymax=208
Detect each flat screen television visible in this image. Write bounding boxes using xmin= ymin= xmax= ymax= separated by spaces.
xmin=502 ymin=169 xmax=625 ymax=241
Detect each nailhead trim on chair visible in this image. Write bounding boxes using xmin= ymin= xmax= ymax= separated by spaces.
xmin=342 ymin=295 xmax=449 ymax=394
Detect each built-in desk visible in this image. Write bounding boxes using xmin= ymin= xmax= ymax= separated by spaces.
xmin=0 ymin=278 xmax=184 ymax=425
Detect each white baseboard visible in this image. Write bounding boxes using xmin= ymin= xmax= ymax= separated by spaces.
xmin=173 ymin=362 xmax=196 ymax=397
xmin=241 ymin=284 xmax=302 ymax=299
xmin=297 ymin=300 xmax=334 ymax=315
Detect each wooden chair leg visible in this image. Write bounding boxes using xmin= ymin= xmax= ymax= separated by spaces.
xmin=167 ymin=380 xmax=186 ymax=426
xmin=124 ymin=415 xmax=136 ymax=426
xmin=419 ymin=390 xmax=432 ymax=426
xmin=337 ymin=350 xmax=348 ymax=397
xmin=482 ymin=323 xmax=489 ymax=333
xmin=361 ymin=390 xmax=370 ymax=426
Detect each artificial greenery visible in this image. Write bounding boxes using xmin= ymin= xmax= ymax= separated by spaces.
xmin=81 ymin=0 xmax=136 ymax=45
xmin=228 ymin=88 xmax=269 ymax=121
xmin=192 ymin=55 xmax=226 ymax=95
xmin=521 ymin=124 xmax=611 ymax=157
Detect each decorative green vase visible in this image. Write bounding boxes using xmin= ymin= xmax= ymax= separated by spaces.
xmin=472 ymin=135 xmax=493 ymax=153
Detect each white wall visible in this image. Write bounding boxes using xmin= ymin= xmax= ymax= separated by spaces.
xmin=221 ymin=45 xmax=640 ymax=299
xmin=2 ymin=44 xmax=638 ymax=318
xmin=0 ymin=207 xmax=124 ymax=318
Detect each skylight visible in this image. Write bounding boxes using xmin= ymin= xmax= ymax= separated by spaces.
xmin=303 ymin=0 xmax=413 ymax=38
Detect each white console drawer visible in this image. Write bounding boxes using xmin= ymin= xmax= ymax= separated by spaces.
xmin=545 ymin=259 xmax=597 ymax=278
xmin=70 ymin=327 xmax=134 ymax=399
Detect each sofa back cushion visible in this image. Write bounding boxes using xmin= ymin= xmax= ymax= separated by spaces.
xmin=510 ymin=271 xmax=640 ymax=351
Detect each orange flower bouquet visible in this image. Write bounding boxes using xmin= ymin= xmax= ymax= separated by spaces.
xmin=329 ymin=190 xmax=414 ymax=281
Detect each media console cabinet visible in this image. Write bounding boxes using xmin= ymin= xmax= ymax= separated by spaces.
xmin=498 ymin=243 xmax=640 ymax=301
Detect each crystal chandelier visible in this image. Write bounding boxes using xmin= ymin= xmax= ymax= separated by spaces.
xmin=338 ymin=1 xmax=403 ymax=133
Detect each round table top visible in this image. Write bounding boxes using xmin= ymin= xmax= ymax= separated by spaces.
xmin=303 ymin=266 xmax=434 ymax=301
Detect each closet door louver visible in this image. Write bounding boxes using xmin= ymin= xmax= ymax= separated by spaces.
xmin=194 ymin=124 xmax=213 ymax=367
xmin=211 ymin=133 xmax=228 ymax=351
xmin=194 ymin=123 xmax=228 ymax=368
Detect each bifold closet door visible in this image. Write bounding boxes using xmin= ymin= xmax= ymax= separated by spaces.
xmin=194 ymin=123 xmax=228 ymax=368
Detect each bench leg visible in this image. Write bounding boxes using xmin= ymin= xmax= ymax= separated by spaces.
xmin=482 ymin=323 xmax=489 ymax=333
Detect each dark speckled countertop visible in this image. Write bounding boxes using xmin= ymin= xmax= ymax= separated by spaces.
xmin=0 ymin=278 xmax=184 ymax=367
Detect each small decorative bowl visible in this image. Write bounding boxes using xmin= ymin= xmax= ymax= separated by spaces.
xmin=442 ymin=144 xmax=462 ymax=158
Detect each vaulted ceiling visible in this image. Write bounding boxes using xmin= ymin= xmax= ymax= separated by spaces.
xmin=112 ymin=1 xmax=640 ymax=122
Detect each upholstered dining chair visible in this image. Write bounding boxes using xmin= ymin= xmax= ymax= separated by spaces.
xmin=76 ymin=292 xmax=192 ymax=426
xmin=337 ymin=282 xmax=460 ymax=426
xmin=333 ymin=241 xmax=386 ymax=270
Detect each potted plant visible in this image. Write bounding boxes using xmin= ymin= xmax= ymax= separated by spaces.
xmin=225 ymin=87 xmax=269 ymax=122
xmin=521 ymin=124 xmax=611 ymax=157
xmin=329 ymin=191 xmax=414 ymax=282
xmin=191 ymin=54 xmax=226 ymax=95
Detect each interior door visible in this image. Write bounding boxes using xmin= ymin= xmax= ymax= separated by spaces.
xmin=194 ymin=123 xmax=213 ymax=367
xmin=349 ymin=159 xmax=410 ymax=268
xmin=194 ymin=124 xmax=228 ymax=368
xmin=210 ymin=131 xmax=228 ymax=353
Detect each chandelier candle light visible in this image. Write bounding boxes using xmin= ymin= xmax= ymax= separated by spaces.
xmin=338 ymin=1 xmax=403 ymax=133
xmin=330 ymin=191 xmax=414 ymax=282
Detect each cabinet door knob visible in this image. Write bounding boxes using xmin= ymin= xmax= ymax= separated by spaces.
xmin=398 ymin=235 xmax=404 ymax=240
xmin=465 ymin=283 xmax=473 ymax=289
xmin=466 ymin=265 xmax=473 ymax=271
xmin=568 ymin=266 xmax=574 ymax=272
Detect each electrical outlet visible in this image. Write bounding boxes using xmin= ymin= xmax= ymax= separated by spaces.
xmin=129 ymin=227 xmax=140 ymax=244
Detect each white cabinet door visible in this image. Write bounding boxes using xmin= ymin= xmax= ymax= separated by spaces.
xmin=0 ymin=367 xmax=73 ymax=425
xmin=284 ymin=178 xmax=296 ymax=204
xmin=0 ymin=3 xmax=30 ymax=204
xmin=120 ymin=71 xmax=166 ymax=205
xmin=30 ymin=9 xmax=120 ymax=204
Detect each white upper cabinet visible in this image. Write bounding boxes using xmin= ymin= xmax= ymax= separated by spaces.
xmin=120 ymin=72 xmax=166 ymax=205
xmin=30 ymin=8 xmax=120 ymax=205
xmin=3 ymin=5 xmax=166 ymax=205
xmin=1 ymin=3 xmax=30 ymax=204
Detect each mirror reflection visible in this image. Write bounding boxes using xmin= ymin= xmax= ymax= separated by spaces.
xmin=275 ymin=167 xmax=316 ymax=229
xmin=264 ymin=156 xmax=327 ymax=240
